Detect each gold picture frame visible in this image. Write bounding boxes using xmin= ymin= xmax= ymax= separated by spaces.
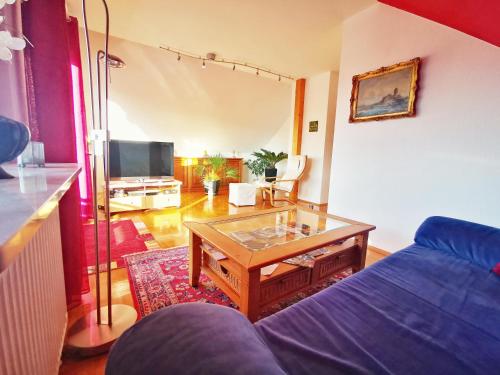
xmin=349 ymin=58 xmax=421 ymax=123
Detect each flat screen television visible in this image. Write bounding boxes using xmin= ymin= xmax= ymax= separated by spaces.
xmin=109 ymin=140 xmax=174 ymax=179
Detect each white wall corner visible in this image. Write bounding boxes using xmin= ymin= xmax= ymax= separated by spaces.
xmin=327 ymin=3 xmax=500 ymax=252
xmin=299 ymin=71 xmax=339 ymax=205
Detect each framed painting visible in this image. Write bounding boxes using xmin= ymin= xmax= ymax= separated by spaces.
xmin=349 ymin=58 xmax=420 ymax=123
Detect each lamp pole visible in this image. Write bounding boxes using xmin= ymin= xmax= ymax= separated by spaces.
xmin=64 ymin=0 xmax=137 ymax=356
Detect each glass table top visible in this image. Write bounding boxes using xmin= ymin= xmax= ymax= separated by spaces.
xmin=209 ymin=207 xmax=351 ymax=251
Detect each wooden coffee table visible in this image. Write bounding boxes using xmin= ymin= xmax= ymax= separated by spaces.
xmin=184 ymin=206 xmax=375 ymax=322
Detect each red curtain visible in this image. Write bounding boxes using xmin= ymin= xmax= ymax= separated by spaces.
xmin=22 ymin=0 xmax=90 ymax=309
xmin=68 ymin=17 xmax=94 ymax=220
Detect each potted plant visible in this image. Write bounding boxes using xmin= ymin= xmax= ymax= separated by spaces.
xmin=195 ymin=154 xmax=239 ymax=195
xmin=245 ymin=149 xmax=288 ymax=182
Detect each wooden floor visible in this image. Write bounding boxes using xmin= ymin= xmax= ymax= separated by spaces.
xmin=59 ymin=192 xmax=386 ymax=375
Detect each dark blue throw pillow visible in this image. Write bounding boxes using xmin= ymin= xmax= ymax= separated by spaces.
xmin=415 ymin=216 xmax=500 ymax=271
xmin=106 ymin=303 xmax=286 ymax=375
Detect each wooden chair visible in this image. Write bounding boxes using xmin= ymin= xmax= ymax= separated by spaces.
xmin=259 ymin=155 xmax=307 ymax=206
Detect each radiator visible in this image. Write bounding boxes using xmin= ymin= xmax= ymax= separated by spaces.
xmin=0 ymin=208 xmax=67 ymax=375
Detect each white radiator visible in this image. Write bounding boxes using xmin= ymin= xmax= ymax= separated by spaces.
xmin=0 ymin=208 xmax=67 ymax=375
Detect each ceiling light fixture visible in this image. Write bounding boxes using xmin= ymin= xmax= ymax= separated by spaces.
xmin=159 ymin=45 xmax=293 ymax=81
xmin=98 ymin=51 xmax=126 ymax=68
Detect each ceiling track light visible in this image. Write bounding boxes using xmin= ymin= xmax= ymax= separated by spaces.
xmin=158 ymin=45 xmax=293 ymax=81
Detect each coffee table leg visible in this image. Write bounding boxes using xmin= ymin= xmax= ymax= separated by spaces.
xmin=353 ymin=232 xmax=368 ymax=273
xmin=189 ymin=231 xmax=202 ymax=287
xmin=240 ymin=268 xmax=261 ymax=322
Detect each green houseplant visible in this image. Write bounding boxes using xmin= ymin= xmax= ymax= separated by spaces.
xmin=245 ymin=149 xmax=288 ymax=182
xmin=195 ymin=154 xmax=238 ymax=195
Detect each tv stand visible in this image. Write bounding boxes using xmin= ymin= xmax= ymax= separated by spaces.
xmin=105 ymin=179 xmax=182 ymax=213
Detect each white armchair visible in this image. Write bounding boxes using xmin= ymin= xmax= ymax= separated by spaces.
xmin=259 ymin=155 xmax=307 ymax=206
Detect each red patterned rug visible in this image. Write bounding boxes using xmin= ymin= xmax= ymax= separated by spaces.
xmin=124 ymin=247 xmax=352 ymax=319
xmin=84 ymin=219 xmax=160 ymax=273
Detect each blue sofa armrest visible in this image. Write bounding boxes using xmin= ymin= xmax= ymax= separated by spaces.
xmin=106 ymin=303 xmax=285 ymax=375
xmin=415 ymin=216 xmax=500 ymax=270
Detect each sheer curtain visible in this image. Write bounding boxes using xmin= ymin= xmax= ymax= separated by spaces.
xmin=22 ymin=0 xmax=90 ymax=308
xmin=0 ymin=1 xmax=28 ymax=124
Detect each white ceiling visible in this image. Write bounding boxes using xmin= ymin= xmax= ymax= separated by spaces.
xmin=67 ymin=0 xmax=375 ymax=78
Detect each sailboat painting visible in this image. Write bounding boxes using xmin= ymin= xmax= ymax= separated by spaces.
xmin=349 ymin=58 xmax=420 ymax=123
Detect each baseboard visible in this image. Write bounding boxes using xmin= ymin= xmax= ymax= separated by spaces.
xmin=368 ymin=245 xmax=391 ymax=257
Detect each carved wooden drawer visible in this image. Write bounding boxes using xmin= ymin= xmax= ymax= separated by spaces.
xmin=260 ymin=268 xmax=311 ymax=305
xmin=316 ymin=248 xmax=357 ymax=280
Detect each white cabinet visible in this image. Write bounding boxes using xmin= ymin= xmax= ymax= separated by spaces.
xmin=149 ymin=193 xmax=181 ymax=209
xmin=107 ymin=180 xmax=182 ymax=212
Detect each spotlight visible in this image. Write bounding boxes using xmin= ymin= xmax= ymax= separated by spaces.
xmin=278 ymin=75 xmax=281 ymax=82
xmin=256 ymin=69 xmax=259 ymax=77
xmin=233 ymin=64 xmax=236 ymax=71
xmin=202 ymin=59 xmax=206 ymax=69
xmin=177 ymin=53 xmax=181 ymax=61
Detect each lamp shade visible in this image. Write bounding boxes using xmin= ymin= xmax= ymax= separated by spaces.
xmin=181 ymin=157 xmax=199 ymax=167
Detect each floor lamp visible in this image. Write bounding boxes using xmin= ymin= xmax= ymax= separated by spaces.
xmin=64 ymin=0 xmax=137 ymax=356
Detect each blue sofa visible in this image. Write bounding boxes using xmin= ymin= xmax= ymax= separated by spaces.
xmin=106 ymin=217 xmax=500 ymax=375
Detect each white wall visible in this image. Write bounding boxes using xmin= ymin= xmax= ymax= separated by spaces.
xmin=83 ymin=32 xmax=293 ymax=159
xmin=328 ymin=4 xmax=500 ymax=252
xmin=299 ymin=72 xmax=338 ymax=204
xmin=264 ymin=119 xmax=293 ymax=156
xmin=259 ymin=105 xmax=295 ymax=181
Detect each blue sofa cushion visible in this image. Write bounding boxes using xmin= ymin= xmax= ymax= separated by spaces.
xmin=106 ymin=303 xmax=285 ymax=375
xmin=255 ymin=245 xmax=500 ymax=375
xmin=414 ymin=216 xmax=500 ymax=270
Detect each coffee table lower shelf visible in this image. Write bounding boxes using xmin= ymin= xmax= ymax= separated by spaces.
xmin=197 ymin=238 xmax=363 ymax=322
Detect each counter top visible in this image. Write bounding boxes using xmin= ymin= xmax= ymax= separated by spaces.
xmin=0 ymin=163 xmax=81 ymax=271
